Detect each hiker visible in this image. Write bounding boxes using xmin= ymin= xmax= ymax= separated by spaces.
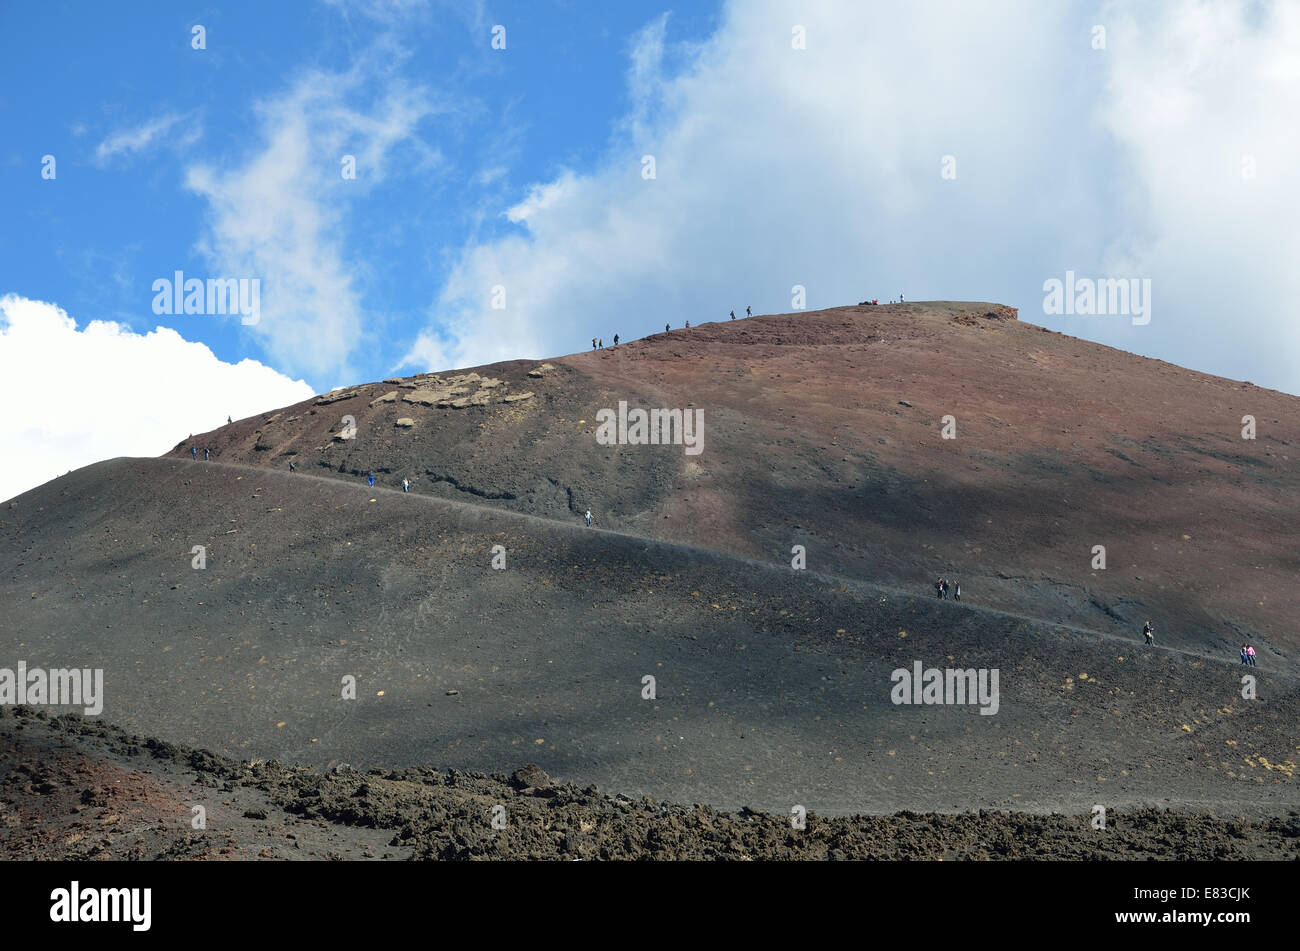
xmin=954 ymin=581 xmax=961 ymax=602
xmin=665 ymin=323 xmax=670 ymax=333
xmin=1246 ymin=644 xmax=1257 ymax=666
xmin=599 ymin=338 xmax=603 ymax=348
xmin=289 ymin=461 xmax=297 ymax=472
xmin=1240 ymin=645 xmax=1250 ymax=665
xmin=942 ymin=578 xmax=949 ymax=600
xmin=592 ymin=337 xmax=597 ymax=350
xmin=1143 ymin=620 xmax=1154 ymax=645
xmin=746 ymin=305 xmax=752 ymax=317
xmin=613 ymin=334 xmax=619 ymax=346
xmin=402 ymin=478 xmax=410 ymax=493
xmin=685 ymin=320 xmax=690 ymax=330
xmin=730 ymin=310 xmax=735 ymax=320
xmin=900 ymin=293 xmax=905 ymax=302
xmin=191 ymin=447 xmax=197 ymax=459
xmin=935 ymin=578 xmax=944 ymax=599
xmin=585 ymin=509 xmax=592 ymax=527
xmin=227 ymin=415 xmax=232 ymax=424
xmin=367 ymin=472 xmax=375 ymax=487
xmin=204 ymin=448 xmax=210 ymax=461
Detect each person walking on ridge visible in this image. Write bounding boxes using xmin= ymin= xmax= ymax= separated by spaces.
xmin=730 ymin=310 xmax=735 ymax=320
xmin=191 ymin=446 xmax=197 ymax=459
xmin=1246 ymin=644 xmax=1256 ymax=666
xmin=613 ymin=334 xmax=619 ymax=346
xmin=367 ymin=472 xmax=375 ymax=488
xmin=402 ymin=477 xmax=410 ymax=493
xmin=585 ymin=509 xmax=592 ymax=527
xmin=204 ymin=448 xmax=210 ymax=461
xmin=1143 ymin=620 xmax=1154 ymax=645
xmin=954 ymin=581 xmax=961 ymax=602
xmin=747 ymin=305 xmax=752 ymax=317
xmin=1240 ymin=644 xmax=1250 ymax=665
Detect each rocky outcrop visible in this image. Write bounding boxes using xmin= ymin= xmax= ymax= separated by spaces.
xmin=400 ymin=373 xmax=512 ymax=409
xmin=315 ymin=389 xmax=360 ymax=405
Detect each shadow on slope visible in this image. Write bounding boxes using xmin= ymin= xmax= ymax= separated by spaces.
xmin=1 ymin=458 xmax=1295 ymax=817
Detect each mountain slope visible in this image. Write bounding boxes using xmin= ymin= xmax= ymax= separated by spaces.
xmin=169 ymin=302 xmax=1300 ymax=668
xmin=2 ymin=456 xmax=1295 ymax=816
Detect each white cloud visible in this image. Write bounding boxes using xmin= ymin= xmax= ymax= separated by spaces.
xmin=186 ymin=57 xmax=442 ymax=381
xmin=505 ymin=174 xmax=578 ymax=224
xmin=95 ymin=112 xmax=201 ymax=164
xmin=412 ymin=0 xmax=1300 ymax=395
xmin=412 ymin=0 xmax=1089 ymax=371
xmin=0 ymin=295 xmax=314 ymax=503
xmin=1094 ymin=0 xmax=1300 ymax=387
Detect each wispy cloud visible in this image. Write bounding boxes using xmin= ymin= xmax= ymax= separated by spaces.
xmin=185 ymin=51 xmax=445 ymax=382
xmin=95 ymin=112 xmax=201 ymax=164
xmin=320 ymin=0 xmax=487 ymax=34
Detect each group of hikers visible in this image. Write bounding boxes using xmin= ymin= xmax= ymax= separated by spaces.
xmin=934 ymin=577 xmax=960 ymax=600
xmin=925 ymin=593 xmax=1261 ymax=666
xmin=1144 ymin=621 xmax=1260 ymax=665
xmin=187 ymin=418 xmax=235 ymax=460
xmin=362 ymin=471 xmax=411 ymax=492
xmin=597 ymin=307 xmax=756 ymax=346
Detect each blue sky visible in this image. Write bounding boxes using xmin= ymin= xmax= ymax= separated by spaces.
xmin=1 ymin=0 xmax=1298 ymax=502
xmin=1 ymin=1 xmax=720 ymax=387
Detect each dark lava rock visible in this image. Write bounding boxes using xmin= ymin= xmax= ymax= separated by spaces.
xmin=511 ymin=764 xmax=550 ymax=789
